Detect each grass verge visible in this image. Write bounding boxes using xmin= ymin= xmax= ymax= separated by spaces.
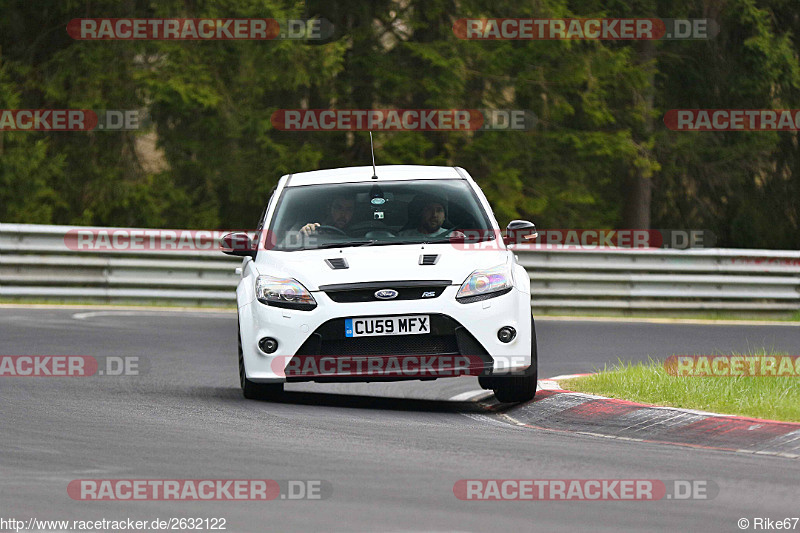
xmin=560 ymin=355 xmax=800 ymax=423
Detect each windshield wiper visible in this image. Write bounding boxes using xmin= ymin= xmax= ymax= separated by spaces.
xmin=420 ymin=238 xmax=455 ymax=244
xmin=351 ymin=239 xmax=431 ymax=247
xmin=422 ymin=235 xmax=496 ymax=245
xmin=312 ymin=240 xmax=378 ymax=249
xmin=347 ymin=238 xmax=484 ymax=247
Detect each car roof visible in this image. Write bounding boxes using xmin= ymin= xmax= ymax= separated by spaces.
xmin=284 ymin=165 xmax=467 ymax=187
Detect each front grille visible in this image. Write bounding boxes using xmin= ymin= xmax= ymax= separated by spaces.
xmin=287 ymin=315 xmax=493 ymax=382
xmin=293 ymin=314 xmax=489 ymax=358
xmin=324 ymin=286 xmax=447 ymax=302
xmin=320 ymin=280 xmax=451 ymax=303
xmin=317 ymin=335 xmax=459 ymax=356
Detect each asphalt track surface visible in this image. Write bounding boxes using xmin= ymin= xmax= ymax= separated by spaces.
xmin=1 ymin=307 xmax=799 ymax=532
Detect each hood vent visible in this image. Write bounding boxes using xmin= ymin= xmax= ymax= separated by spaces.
xmin=419 ymin=254 xmax=440 ymax=266
xmin=325 ymin=258 xmax=349 ymax=270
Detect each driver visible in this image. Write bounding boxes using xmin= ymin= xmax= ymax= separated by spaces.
xmin=299 ymin=194 xmax=355 ymax=236
xmin=399 ymin=194 xmax=451 ymax=238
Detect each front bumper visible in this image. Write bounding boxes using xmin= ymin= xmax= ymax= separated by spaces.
xmin=238 ymin=284 xmax=532 ymax=383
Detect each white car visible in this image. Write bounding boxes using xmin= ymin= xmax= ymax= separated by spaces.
xmin=223 ymin=165 xmax=538 ymax=402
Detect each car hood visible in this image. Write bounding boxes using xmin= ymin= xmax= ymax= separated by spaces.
xmin=253 ymin=244 xmax=511 ymax=291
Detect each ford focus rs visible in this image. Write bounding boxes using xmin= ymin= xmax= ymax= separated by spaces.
xmin=223 ymin=165 xmax=538 ymax=402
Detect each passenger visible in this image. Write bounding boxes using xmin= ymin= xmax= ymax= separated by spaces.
xmin=399 ymin=194 xmax=450 ymax=238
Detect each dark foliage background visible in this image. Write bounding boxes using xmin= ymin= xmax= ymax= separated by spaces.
xmin=1 ymin=0 xmax=798 ymax=248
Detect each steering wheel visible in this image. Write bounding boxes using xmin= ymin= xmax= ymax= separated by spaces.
xmin=444 ymin=224 xmax=467 ymax=235
xmin=315 ymin=225 xmax=348 ymax=236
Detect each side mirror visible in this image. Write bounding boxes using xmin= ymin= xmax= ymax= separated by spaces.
xmin=221 ymin=232 xmax=257 ymax=258
xmin=504 ymin=220 xmax=538 ymax=245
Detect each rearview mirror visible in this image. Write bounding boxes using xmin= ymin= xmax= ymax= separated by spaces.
xmin=504 ymin=220 xmax=538 ymax=245
xmin=220 ymin=232 xmax=256 ymax=258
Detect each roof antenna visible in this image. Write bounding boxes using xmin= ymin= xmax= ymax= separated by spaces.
xmin=369 ymin=131 xmax=378 ymax=179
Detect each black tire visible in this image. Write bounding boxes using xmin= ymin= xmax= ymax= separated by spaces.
xmin=238 ymin=320 xmax=284 ymax=401
xmin=492 ymin=316 xmax=538 ymax=403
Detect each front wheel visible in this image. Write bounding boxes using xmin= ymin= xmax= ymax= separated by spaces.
xmin=492 ymin=373 xmax=536 ymax=403
xmin=238 ymin=321 xmax=283 ymax=400
xmin=491 ymin=316 xmax=538 ymax=403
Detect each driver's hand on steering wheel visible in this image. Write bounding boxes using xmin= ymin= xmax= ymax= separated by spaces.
xmin=300 ymin=223 xmax=321 ymax=236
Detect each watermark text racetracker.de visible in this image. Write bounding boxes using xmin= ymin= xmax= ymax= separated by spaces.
xmin=63 ymin=228 xmax=293 ymax=253
xmin=64 ymin=229 xmax=243 ymax=252
xmin=63 ymin=228 xmax=715 ymax=252
xmin=0 ymin=109 xmax=140 ymax=131
xmin=67 ymin=479 xmax=332 ymax=501
xmin=0 ymin=356 xmax=143 ymax=377
xmin=67 ymin=18 xmax=334 ymax=40
xmin=270 ymin=354 xmax=532 ymax=379
xmin=665 ymin=355 xmax=800 ymax=377
xmin=270 ymin=109 xmax=537 ymax=131
xmin=452 ymin=18 xmax=718 ymax=40
xmin=665 ymin=109 xmax=800 ymax=131
xmin=454 ymin=479 xmax=718 ymax=501
xmin=730 ymin=256 xmax=800 ymax=267
xmin=454 ymin=229 xmax=715 ymax=250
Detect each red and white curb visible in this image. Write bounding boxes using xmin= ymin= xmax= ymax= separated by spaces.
xmin=456 ymin=375 xmax=800 ymax=459
xmin=538 ymin=373 xmax=593 ymax=391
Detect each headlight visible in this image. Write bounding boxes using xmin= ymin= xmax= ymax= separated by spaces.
xmin=255 ymin=275 xmax=317 ymax=310
xmin=456 ymin=264 xmax=513 ymax=303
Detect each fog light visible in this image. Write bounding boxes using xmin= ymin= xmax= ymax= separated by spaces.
xmin=259 ymin=337 xmax=279 ymax=354
xmin=497 ymin=327 xmax=516 ymax=343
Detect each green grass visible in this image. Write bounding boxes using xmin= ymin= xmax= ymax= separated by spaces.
xmin=560 ymin=354 xmax=800 ymax=422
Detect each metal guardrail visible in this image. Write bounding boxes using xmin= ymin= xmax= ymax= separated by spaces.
xmin=520 ymin=248 xmax=800 ymax=313
xmin=0 ymin=224 xmax=238 ymax=305
xmin=1 ymin=223 xmax=799 ymax=314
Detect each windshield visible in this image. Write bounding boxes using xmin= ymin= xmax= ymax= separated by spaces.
xmin=266 ymin=179 xmax=495 ymax=251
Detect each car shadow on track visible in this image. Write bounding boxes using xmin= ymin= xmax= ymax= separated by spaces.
xmin=197 ymin=386 xmax=494 ymax=413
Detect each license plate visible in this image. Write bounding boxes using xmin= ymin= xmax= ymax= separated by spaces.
xmin=345 ymin=315 xmax=430 ymax=337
